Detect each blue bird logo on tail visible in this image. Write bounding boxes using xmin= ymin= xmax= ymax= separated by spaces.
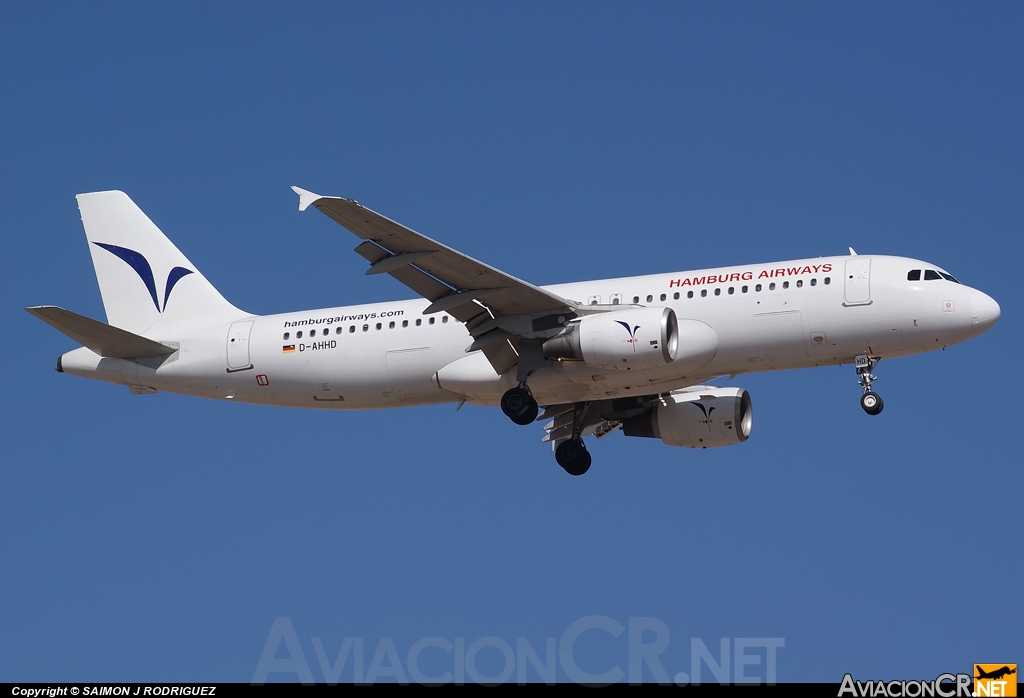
xmin=93 ymin=242 xmax=193 ymax=312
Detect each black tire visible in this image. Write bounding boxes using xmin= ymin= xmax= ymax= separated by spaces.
xmin=555 ymin=439 xmax=592 ymax=476
xmin=501 ymin=387 xmax=538 ymax=425
xmin=516 ymin=400 xmax=539 ymax=425
xmin=860 ymin=391 xmax=884 ymax=416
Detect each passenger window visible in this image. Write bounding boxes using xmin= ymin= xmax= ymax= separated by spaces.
xmin=335 ymin=326 xmax=342 ymax=334
xmin=646 ymin=295 xmax=653 ymax=303
xmin=402 ymin=320 xmax=408 ymax=327
xmin=782 ymin=281 xmax=789 ymax=289
xmin=728 ymin=287 xmax=734 ymax=295
xmin=796 ymin=280 xmax=803 ymax=288
xmin=349 ymin=325 xmax=355 ymax=333
xmin=824 ymin=277 xmax=831 ymax=285
xmin=416 ymin=319 xmax=422 ymax=326
xmin=769 ymin=282 xmax=776 ymax=290
xmin=297 ymin=331 xmax=303 ymax=338
xmin=660 ymin=293 xmax=666 ymax=301
xmin=673 ymin=292 xmax=680 ymax=300
xmin=755 ymin=284 xmax=762 ymax=292
xmin=283 ymin=332 xmax=290 ymax=340
xmin=714 ymin=288 xmax=721 ymax=296
xmin=810 ymin=278 xmax=817 ymax=286
xmin=429 ymin=317 xmax=435 ymax=325
xmin=324 ymin=328 xmax=330 ymax=336
xmin=687 ymin=291 xmax=693 ymax=299
xmin=907 ymin=269 xmax=921 ymax=281
xmin=442 ymin=316 xmax=449 ymax=323
xmin=389 ymin=321 xmax=395 ymax=329
xmin=700 ymin=289 xmax=707 ymax=297
xmin=924 ymin=270 xmax=941 ymax=281
xmin=742 ymin=285 xmax=748 ymax=293
xmin=362 ymin=324 xmax=368 ymax=332
xmin=632 ymin=296 xmax=640 ymax=304
xmin=375 ymin=323 xmax=382 ymax=330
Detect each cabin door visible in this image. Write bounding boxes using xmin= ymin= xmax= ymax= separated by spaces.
xmin=844 ymin=258 xmax=872 ymax=306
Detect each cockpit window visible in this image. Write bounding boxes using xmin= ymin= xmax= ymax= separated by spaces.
xmin=907 ymin=270 xmax=921 ymax=281
xmin=924 ymin=270 xmax=942 ymax=281
xmin=939 ymin=272 xmax=960 ymax=284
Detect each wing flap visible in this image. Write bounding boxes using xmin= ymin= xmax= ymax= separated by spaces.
xmin=26 ymin=306 xmax=176 ymax=359
xmin=481 ymin=340 xmax=519 ymax=376
xmin=386 ymin=265 xmax=454 ymax=305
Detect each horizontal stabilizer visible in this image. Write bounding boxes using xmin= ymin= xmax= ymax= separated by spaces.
xmin=25 ymin=306 xmax=176 ymax=359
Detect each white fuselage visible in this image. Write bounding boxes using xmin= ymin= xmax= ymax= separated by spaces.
xmin=59 ymin=254 xmax=999 ymax=408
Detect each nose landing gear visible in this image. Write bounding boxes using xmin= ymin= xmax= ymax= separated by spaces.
xmin=501 ymin=384 xmax=539 ymax=425
xmin=855 ymin=354 xmax=884 ymax=415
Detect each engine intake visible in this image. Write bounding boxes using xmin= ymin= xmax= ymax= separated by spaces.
xmin=622 ymin=387 xmax=752 ymax=448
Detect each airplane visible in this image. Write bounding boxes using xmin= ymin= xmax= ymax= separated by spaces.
xmin=27 ymin=189 xmax=1001 ymax=476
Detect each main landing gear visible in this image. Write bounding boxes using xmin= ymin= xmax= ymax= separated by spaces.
xmin=555 ymin=438 xmax=591 ymax=476
xmin=501 ymin=384 xmax=539 ymax=425
xmin=855 ymin=354 xmax=884 ymax=416
xmin=501 ymin=385 xmax=592 ymax=476
xmin=554 ymin=402 xmax=591 ymax=476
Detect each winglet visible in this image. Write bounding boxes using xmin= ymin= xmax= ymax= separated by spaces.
xmin=291 ymin=186 xmax=322 ymax=212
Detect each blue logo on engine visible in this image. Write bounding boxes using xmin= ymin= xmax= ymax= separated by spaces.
xmin=692 ymin=402 xmax=716 ymax=432
xmin=615 ymin=321 xmax=640 ymax=352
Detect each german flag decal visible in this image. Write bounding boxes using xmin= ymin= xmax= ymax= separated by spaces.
xmin=282 ymin=345 xmax=295 ymax=353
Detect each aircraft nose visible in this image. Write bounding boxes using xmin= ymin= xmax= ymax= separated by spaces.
xmin=970 ymin=290 xmax=1000 ymax=334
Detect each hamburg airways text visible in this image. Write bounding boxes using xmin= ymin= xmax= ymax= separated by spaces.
xmin=669 ymin=264 xmax=833 ymax=288
xmin=284 ymin=309 xmax=405 ymax=328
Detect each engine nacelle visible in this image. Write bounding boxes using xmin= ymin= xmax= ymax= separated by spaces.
xmin=622 ymin=387 xmax=752 ymax=448
xmin=542 ymin=306 xmax=679 ymax=370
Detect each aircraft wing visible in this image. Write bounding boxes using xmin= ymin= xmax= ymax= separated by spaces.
xmin=292 ymin=187 xmax=579 ymax=374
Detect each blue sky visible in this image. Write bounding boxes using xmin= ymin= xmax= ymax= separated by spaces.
xmin=1 ymin=2 xmax=1021 ymax=683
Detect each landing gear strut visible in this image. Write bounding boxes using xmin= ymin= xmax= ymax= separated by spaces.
xmin=501 ymin=384 xmax=538 ymax=425
xmin=554 ymin=402 xmax=592 ymax=476
xmin=855 ymin=354 xmax=884 ymax=416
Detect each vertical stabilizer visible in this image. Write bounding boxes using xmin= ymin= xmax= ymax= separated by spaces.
xmin=77 ymin=191 xmax=246 ymax=333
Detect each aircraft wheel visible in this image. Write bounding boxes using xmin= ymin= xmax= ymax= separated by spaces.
xmin=501 ymin=386 xmax=538 ymax=425
xmin=555 ymin=439 xmax=592 ymax=476
xmin=860 ymin=391 xmax=884 ymax=416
